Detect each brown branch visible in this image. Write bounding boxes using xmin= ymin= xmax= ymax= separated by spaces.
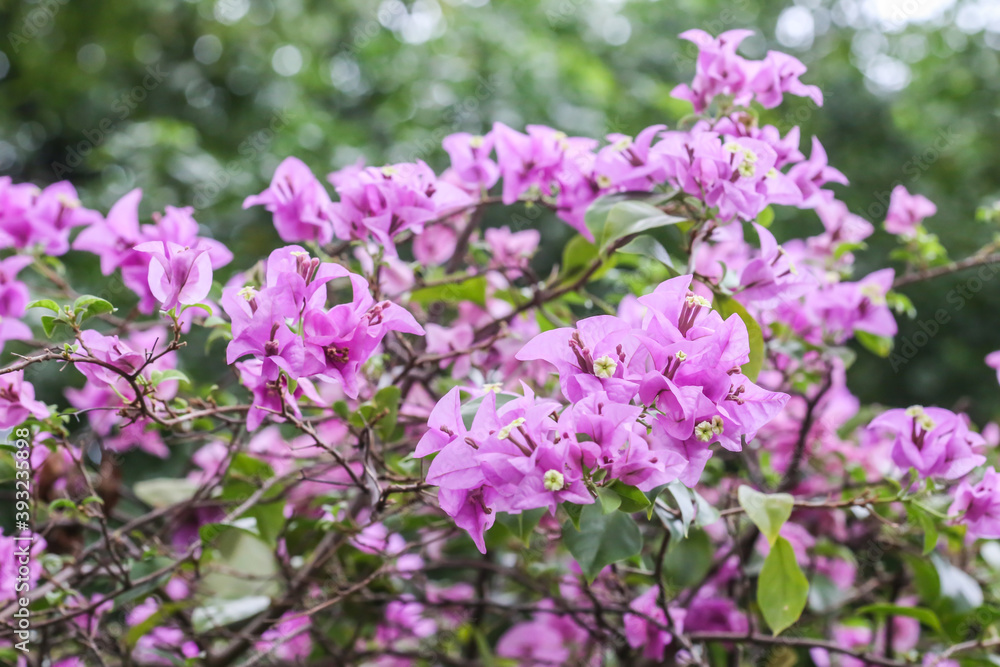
xmin=893 ymin=251 xmax=1000 ymax=288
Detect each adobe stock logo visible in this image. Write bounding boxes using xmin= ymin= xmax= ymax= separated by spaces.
xmin=889 ymin=258 xmax=1000 ymax=372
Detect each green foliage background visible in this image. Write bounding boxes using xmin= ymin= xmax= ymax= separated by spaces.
xmin=2 ymin=0 xmax=999 ymax=422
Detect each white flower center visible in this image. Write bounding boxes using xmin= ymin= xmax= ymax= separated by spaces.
xmin=711 ymin=415 xmax=724 ymax=435
xmin=543 ymin=469 xmax=565 ymax=492
xmin=497 ymin=417 xmax=526 ymax=440
xmin=593 ymin=355 xmax=617 ymax=379
xmin=695 ymin=421 xmax=715 ymax=442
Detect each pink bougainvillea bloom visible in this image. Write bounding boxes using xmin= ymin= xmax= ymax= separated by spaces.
xmin=0 ymin=371 xmax=50 ymax=428
xmin=987 ymin=350 xmax=1000 ymax=385
xmin=749 ymin=50 xmax=824 ymax=109
xmin=868 ymin=406 xmax=986 ymax=480
xmin=786 ymin=136 xmax=849 ymax=208
xmin=624 ymin=587 xmax=680 ymax=660
xmin=74 ymin=189 xmax=231 ymax=314
xmin=244 ymin=156 xmax=335 ymax=244
xmin=484 ymin=226 xmax=540 ymax=277
xmin=0 ymin=255 xmax=34 ymax=319
xmin=949 ymin=466 xmax=1000 ymax=540
xmin=443 ymin=131 xmax=500 ymax=189
xmin=0 ymin=178 xmax=101 ymax=255
xmin=670 ymin=29 xmax=757 ymax=112
xmin=73 ymin=187 xmax=145 ymax=275
xmin=884 ymin=185 xmax=936 ymax=236
xmin=738 ymin=223 xmax=814 ymax=308
xmin=134 ymin=240 xmax=213 ymax=312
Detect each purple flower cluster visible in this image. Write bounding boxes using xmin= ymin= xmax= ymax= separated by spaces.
xmin=0 ymin=178 xmax=101 ymax=256
xmin=417 ymin=275 xmax=789 ymax=551
xmin=245 ymin=156 xmax=474 ymax=256
xmin=949 ymin=466 xmax=1000 ymax=540
xmin=222 ymin=246 xmax=424 ymax=429
xmin=240 ymin=33 xmax=834 ymax=252
xmin=74 ymin=189 xmax=232 ymax=313
xmin=671 ymin=29 xmax=823 ymax=113
xmin=867 ymin=405 xmax=987 ymax=480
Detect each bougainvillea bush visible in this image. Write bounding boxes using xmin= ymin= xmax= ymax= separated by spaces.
xmin=3 ymin=29 xmax=1000 ymax=667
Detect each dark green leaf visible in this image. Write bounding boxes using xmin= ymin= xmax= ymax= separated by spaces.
xmin=562 ymin=502 xmax=643 ymax=582
xmin=597 ymin=486 xmax=622 ymax=514
xmin=563 ymin=502 xmax=583 ymax=530
xmin=610 ymin=482 xmax=651 ymax=514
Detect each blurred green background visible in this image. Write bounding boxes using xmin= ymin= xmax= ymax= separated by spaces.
xmin=2 ymin=0 xmax=999 ymax=423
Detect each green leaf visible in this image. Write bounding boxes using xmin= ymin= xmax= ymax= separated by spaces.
xmin=497 ymin=507 xmax=547 ymax=544
xmin=932 ymin=552 xmax=983 ymax=613
xmin=758 ymin=537 xmax=809 ymax=635
xmin=373 ymin=385 xmax=401 ymax=441
xmin=665 ymin=482 xmax=695 ymax=537
xmin=559 ymin=235 xmax=601 ymax=283
xmin=199 ymin=525 xmax=280 ymax=599
xmin=192 ymin=596 xmax=271 ymax=632
xmin=48 ymin=498 xmax=77 ymax=512
xmin=149 ymin=369 xmax=191 ymax=388
xmin=756 ymin=206 xmax=775 ymax=228
xmin=563 ymin=502 xmax=583 ymax=530
xmin=906 ymin=501 xmax=939 ymax=555
xmin=692 ymin=489 xmax=721 ymax=528
xmin=855 ymin=330 xmax=893 ymax=358
xmin=246 ymin=501 xmax=285 ymax=547
xmin=133 ymin=478 xmax=199 ymax=509
xmin=73 ymin=295 xmax=115 ymax=321
xmin=585 ymin=194 xmax=685 ymax=253
xmin=904 ymin=553 xmax=941 ymax=605
xmin=562 ymin=502 xmax=643 ymax=582
xmin=714 ymin=295 xmax=765 ymax=381
xmin=41 ymin=315 xmax=62 ymax=338
xmin=857 ymin=604 xmax=942 ymax=632
xmin=411 ymin=275 xmax=487 ymax=308
xmin=610 ymin=482 xmax=651 ymax=514
xmin=181 ymin=302 xmax=214 ymax=316
xmin=738 ymin=485 xmax=794 ymax=546
xmin=28 ymin=299 xmax=60 ymax=313
xmin=229 ymin=453 xmax=275 ymax=481
xmin=617 ymin=234 xmax=679 ymax=270
xmin=115 ymin=557 xmax=174 ymax=610
xmin=596 ymin=486 xmax=622 ymax=514
xmin=661 ymin=528 xmax=714 ymax=589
